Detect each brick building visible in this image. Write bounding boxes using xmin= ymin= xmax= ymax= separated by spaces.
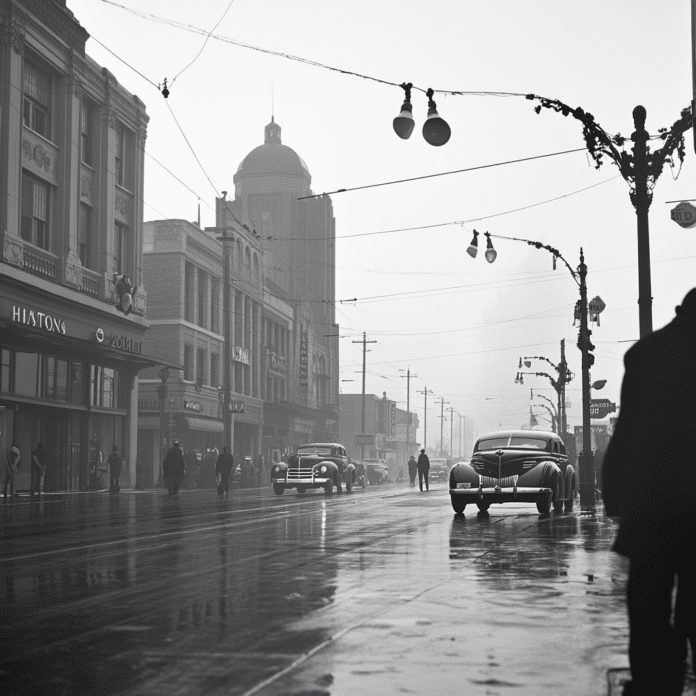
xmin=0 ymin=0 xmax=153 ymax=491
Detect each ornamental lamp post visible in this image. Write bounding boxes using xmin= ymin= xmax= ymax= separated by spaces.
xmin=527 ymin=95 xmax=691 ymax=338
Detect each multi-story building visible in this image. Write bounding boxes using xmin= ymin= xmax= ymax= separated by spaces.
xmin=0 ymin=0 xmax=152 ymax=491
xmin=227 ymin=118 xmax=339 ymax=458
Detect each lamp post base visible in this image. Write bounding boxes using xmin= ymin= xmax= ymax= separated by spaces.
xmin=578 ymin=452 xmax=596 ymax=506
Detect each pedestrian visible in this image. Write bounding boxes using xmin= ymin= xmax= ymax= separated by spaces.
xmin=407 ymin=455 xmax=418 ymax=486
xmin=215 ymin=446 xmax=234 ymax=496
xmin=30 ymin=442 xmax=46 ymax=498
xmin=107 ymin=445 xmax=123 ymax=494
xmin=417 ymin=449 xmax=430 ymax=492
xmin=2 ymin=442 xmax=21 ymax=499
xmin=255 ymin=453 xmax=264 ymax=487
xmin=162 ymin=440 xmax=185 ymax=498
xmin=602 ymin=288 xmax=696 ymax=696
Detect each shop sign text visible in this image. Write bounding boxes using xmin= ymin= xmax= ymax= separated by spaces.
xmin=12 ymin=305 xmax=66 ymax=334
xmin=232 ymin=346 xmax=250 ymax=365
xmin=184 ymin=400 xmax=201 ymax=412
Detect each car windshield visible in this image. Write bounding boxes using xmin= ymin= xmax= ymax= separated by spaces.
xmin=364 ymin=459 xmax=383 ymax=464
xmin=430 ymin=459 xmax=448 ymax=468
xmin=297 ymin=446 xmax=333 ymax=456
xmin=476 ymin=436 xmax=549 ymax=451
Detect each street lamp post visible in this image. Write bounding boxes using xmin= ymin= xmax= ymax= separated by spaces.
xmin=156 ymin=366 xmax=169 ymax=487
xmin=527 ymin=95 xmax=692 ymax=338
xmin=418 ymin=386 xmax=433 ymax=451
xmin=400 ymin=367 xmax=417 ymax=458
xmin=475 ymin=233 xmax=600 ymax=506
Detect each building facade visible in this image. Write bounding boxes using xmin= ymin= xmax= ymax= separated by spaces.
xmin=228 ymin=118 xmax=339 ymax=460
xmin=0 ymin=0 xmax=151 ymax=491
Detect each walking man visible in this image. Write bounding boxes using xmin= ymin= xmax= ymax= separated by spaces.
xmin=163 ymin=440 xmax=185 ymax=498
xmin=407 ymin=455 xmax=418 ymax=486
xmin=107 ymin=446 xmax=123 ymax=493
xmin=30 ymin=442 xmax=46 ymax=498
xmin=215 ymin=446 xmax=234 ymax=496
xmin=602 ymin=288 xmax=696 ymax=696
xmin=417 ymin=449 xmax=430 ymax=492
xmin=2 ymin=443 xmax=21 ymax=499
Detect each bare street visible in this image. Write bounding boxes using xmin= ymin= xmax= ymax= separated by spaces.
xmin=2 ymin=484 xmax=632 ymax=696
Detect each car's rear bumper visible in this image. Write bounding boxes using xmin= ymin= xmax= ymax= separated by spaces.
xmin=450 ymin=486 xmax=551 ymax=503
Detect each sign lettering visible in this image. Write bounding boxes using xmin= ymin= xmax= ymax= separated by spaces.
xmin=183 ymin=400 xmax=201 ymax=412
xmin=232 ymin=346 xmax=250 ymax=365
xmin=108 ymin=332 xmax=142 ymax=354
xmin=229 ymin=401 xmax=245 ymax=413
xmin=12 ymin=305 xmax=66 ymax=335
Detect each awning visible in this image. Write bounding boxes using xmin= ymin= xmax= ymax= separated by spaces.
xmin=182 ymin=416 xmax=224 ymax=432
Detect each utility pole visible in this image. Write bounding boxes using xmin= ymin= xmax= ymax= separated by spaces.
xmin=436 ymin=397 xmax=449 ymax=456
xmin=449 ymin=407 xmax=455 ymax=458
xmin=417 ymin=386 xmax=433 ymax=451
xmin=459 ymin=413 xmax=463 ymax=459
xmin=559 ymin=339 xmax=568 ymax=435
xmin=353 ymin=332 xmax=377 ymax=460
xmin=400 ymin=367 xmax=417 ymax=459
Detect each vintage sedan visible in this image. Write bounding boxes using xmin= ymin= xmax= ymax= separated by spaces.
xmin=364 ymin=459 xmax=390 ymax=484
xmin=271 ymin=443 xmax=356 ymax=495
xmin=429 ymin=458 xmax=452 ymax=483
xmin=449 ymin=430 xmax=576 ymax=515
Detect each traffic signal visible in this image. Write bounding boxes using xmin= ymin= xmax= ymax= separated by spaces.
xmin=577 ymin=328 xmax=595 ymax=367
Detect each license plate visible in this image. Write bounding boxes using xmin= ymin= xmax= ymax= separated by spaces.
xmin=456 ymin=482 xmax=471 ymax=489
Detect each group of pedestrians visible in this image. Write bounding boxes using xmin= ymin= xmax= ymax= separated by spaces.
xmin=406 ymin=450 xmax=430 ymax=491
xmin=1 ymin=442 xmax=47 ymax=500
xmin=160 ymin=441 xmax=264 ymax=498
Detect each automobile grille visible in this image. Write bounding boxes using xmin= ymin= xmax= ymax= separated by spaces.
xmin=287 ymin=467 xmax=314 ymax=481
xmin=480 ymin=475 xmax=518 ymax=488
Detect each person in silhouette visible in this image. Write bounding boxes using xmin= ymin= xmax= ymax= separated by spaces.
xmin=30 ymin=442 xmax=46 ymax=498
xmin=215 ymin=447 xmax=234 ymax=496
xmin=407 ymin=455 xmax=418 ymax=486
xmin=163 ymin=440 xmax=185 ymax=498
xmin=417 ymin=449 xmax=430 ymax=492
xmin=603 ymin=288 xmax=696 ymax=696
xmin=107 ymin=445 xmax=123 ymax=494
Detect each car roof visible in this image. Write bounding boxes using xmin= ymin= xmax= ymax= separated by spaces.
xmin=476 ymin=430 xmax=558 ymax=441
xmin=298 ymin=443 xmax=343 ymax=448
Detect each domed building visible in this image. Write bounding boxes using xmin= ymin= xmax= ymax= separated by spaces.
xmin=217 ymin=118 xmax=339 ymax=460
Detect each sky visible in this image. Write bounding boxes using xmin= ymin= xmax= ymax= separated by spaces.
xmin=69 ymin=0 xmax=696 ymax=451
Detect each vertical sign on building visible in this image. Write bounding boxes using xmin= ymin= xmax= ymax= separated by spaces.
xmin=299 ymin=325 xmax=308 ymax=387
xmin=389 ymin=402 xmax=396 ymax=437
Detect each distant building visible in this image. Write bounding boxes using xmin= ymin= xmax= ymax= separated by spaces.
xmin=228 ymin=118 xmax=339 ymax=457
xmin=0 ymin=0 xmax=153 ymax=491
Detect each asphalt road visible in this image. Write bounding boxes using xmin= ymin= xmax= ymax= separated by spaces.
xmin=1 ymin=482 xmax=634 ymax=695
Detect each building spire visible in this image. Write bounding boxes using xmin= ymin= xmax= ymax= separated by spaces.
xmin=265 ymin=117 xmax=281 ymax=144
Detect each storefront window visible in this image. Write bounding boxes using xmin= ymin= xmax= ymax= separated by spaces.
xmin=103 ymin=367 xmax=114 ymax=408
xmin=0 ymin=349 xmax=11 ymax=392
xmin=15 ymin=352 xmax=39 ymax=397
xmin=56 ymin=359 xmax=68 ymax=402
xmin=44 ymin=355 xmax=55 ymax=399
xmin=90 ymin=364 xmax=122 ymax=409
xmin=70 ymin=363 xmax=83 ymax=405
xmin=91 ymin=364 xmax=101 ymax=406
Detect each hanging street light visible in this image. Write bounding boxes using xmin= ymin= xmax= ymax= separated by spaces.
xmin=393 ymin=82 xmax=415 ymax=140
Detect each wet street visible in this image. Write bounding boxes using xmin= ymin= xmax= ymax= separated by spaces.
xmin=1 ymin=483 xmax=633 ymax=695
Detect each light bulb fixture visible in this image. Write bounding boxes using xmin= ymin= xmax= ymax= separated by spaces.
xmin=422 ymin=88 xmax=451 ymax=146
xmin=484 ymin=232 xmax=497 ymax=263
xmin=524 ymin=360 xmax=531 ymax=368
xmin=518 ymin=357 xmax=522 ymax=369
xmin=592 ymin=379 xmax=607 ymax=390
xmin=466 ymin=229 xmax=479 ymax=258
xmin=514 ymin=372 xmax=524 ymax=385
xmin=393 ymin=82 xmax=415 ymax=140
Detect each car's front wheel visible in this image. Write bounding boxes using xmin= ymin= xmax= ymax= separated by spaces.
xmin=273 ymin=483 xmax=285 ymax=496
xmin=476 ymin=502 xmax=490 ymax=512
xmin=346 ymin=475 xmax=353 ymax=493
xmin=324 ymin=479 xmax=333 ymax=494
xmin=451 ymin=497 xmax=467 ymax=514
xmin=536 ymin=491 xmax=552 ymax=514
xmin=296 ymin=486 xmax=306 ymax=494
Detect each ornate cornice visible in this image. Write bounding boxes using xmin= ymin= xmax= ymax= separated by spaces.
xmin=17 ymin=0 xmax=89 ymax=55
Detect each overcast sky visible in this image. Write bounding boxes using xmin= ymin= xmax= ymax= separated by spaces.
xmin=70 ymin=0 xmax=696 ymax=449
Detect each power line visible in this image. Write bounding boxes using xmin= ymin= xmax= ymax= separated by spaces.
xmin=297 ymin=148 xmax=587 ymax=200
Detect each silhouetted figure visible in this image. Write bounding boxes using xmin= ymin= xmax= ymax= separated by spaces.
xmin=255 ymin=453 xmax=264 ymax=487
xmin=2 ymin=442 xmax=20 ymax=499
xmin=417 ymin=449 xmax=430 ymax=492
xmin=163 ymin=441 xmax=185 ymax=498
xmin=107 ymin=445 xmax=123 ymax=494
xmin=216 ymin=447 xmax=234 ymax=496
xmin=603 ymin=288 xmax=696 ymax=696
xmin=407 ymin=455 xmax=418 ymax=486
xmin=30 ymin=443 xmax=46 ymax=498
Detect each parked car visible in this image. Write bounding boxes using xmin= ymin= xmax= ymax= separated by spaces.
xmin=428 ymin=458 xmax=452 ymax=483
xmin=449 ymin=430 xmax=576 ymax=515
xmin=363 ymin=459 xmax=389 ymax=484
xmin=271 ymin=443 xmax=356 ymax=495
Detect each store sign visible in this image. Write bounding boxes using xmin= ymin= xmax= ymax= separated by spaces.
xmin=590 ymin=399 xmax=616 ymax=419
xmin=270 ymin=352 xmax=287 ymax=373
xmin=232 ymin=346 xmax=250 ymax=365
xmin=12 ymin=305 xmax=66 ymax=334
xmin=184 ymin=400 xmax=201 ymax=412
xmin=108 ymin=333 xmax=142 ymax=354
xmin=229 ymin=401 xmax=245 ymax=413
xmin=299 ymin=327 xmax=308 ymax=387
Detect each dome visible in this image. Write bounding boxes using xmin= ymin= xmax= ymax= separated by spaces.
xmin=234 ymin=118 xmax=311 ymax=184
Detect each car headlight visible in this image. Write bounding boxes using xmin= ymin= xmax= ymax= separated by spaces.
xmin=320 ymin=465 xmax=327 ymax=473
xmin=273 ymin=466 xmax=280 ymax=473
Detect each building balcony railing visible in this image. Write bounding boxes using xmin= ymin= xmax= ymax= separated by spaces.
xmin=80 ymin=268 xmax=101 ymax=299
xmin=23 ymin=245 xmax=57 ymax=282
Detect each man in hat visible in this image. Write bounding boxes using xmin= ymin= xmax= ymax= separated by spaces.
xmin=162 ymin=440 xmax=185 ymax=498
xmin=603 ymin=288 xmax=696 ymax=696
xmin=215 ymin=446 xmax=234 ymax=496
xmin=417 ymin=449 xmax=430 ymax=492
xmin=407 ymin=455 xmax=418 ymax=486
